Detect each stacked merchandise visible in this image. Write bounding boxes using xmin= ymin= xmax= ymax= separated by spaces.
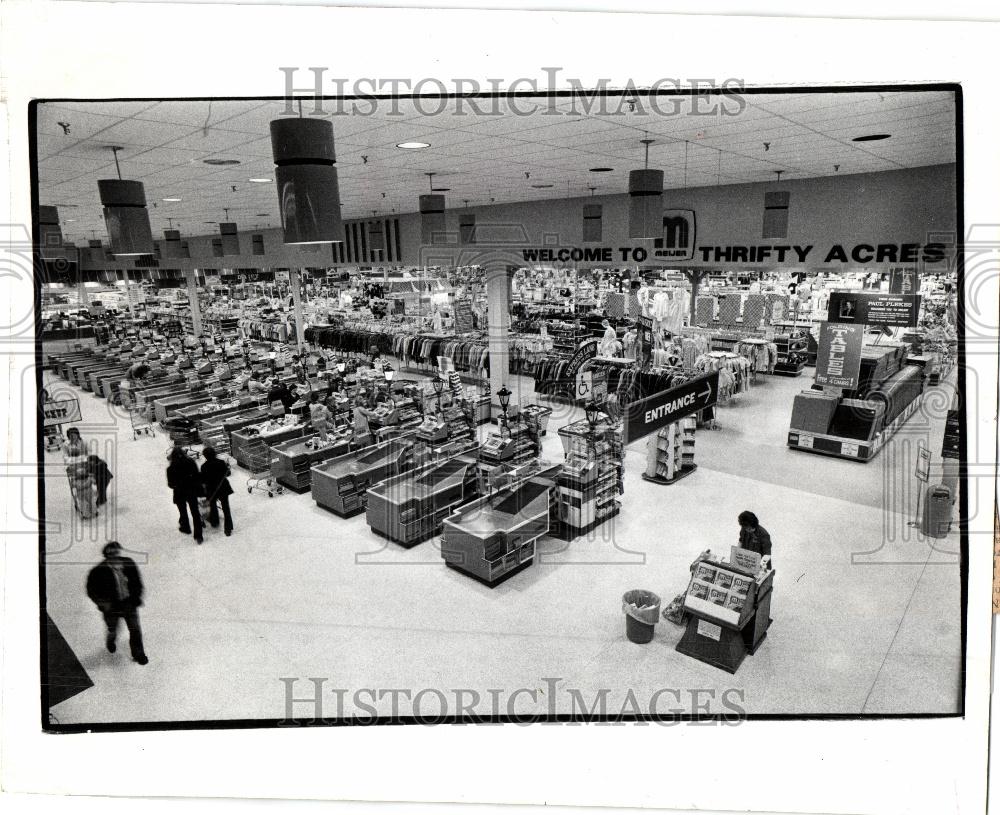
xmin=643 ymin=416 xmax=697 ymax=485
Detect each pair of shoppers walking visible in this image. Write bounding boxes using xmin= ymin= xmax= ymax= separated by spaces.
xmin=166 ymin=446 xmax=234 ymax=543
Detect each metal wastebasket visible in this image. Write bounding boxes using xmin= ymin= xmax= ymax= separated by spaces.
xmin=921 ymin=484 xmax=952 ymax=539
xmin=622 ymin=590 xmax=661 ymax=644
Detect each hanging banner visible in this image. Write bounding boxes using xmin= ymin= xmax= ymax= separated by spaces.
xmin=942 ymin=410 xmax=961 ymax=460
xmin=827 ymin=292 xmax=921 ymax=327
xmin=888 ymin=266 xmax=918 ymax=295
xmin=814 ymin=322 xmax=864 ymax=389
xmin=564 ymin=338 xmax=599 ymax=380
xmin=623 ymin=371 xmax=719 ymax=444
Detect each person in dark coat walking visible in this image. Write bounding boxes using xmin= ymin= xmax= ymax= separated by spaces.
xmin=86 ymin=541 xmax=148 ymax=664
xmin=200 ymin=446 xmax=234 ymax=536
xmin=167 ymin=446 xmax=203 ymax=543
xmin=738 ymin=510 xmax=772 ymax=564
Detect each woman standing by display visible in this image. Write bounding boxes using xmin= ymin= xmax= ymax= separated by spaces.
xmin=737 ymin=511 xmax=772 ymax=566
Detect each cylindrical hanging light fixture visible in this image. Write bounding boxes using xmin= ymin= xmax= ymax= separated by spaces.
xmin=162 ymin=229 xmax=190 ymax=259
xmin=628 ymin=138 xmax=663 ymax=240
xmin=269 ymin=118 xmax=344 ymax=244
xmin=38 ymin=205 xmax=64 ymax=259
xmin=420 ymin=172 xmax=446 ymax=245
xmin=98 ymin=147 xmax=154 ymax=256
xmin=219 ymin=220 xmax=240 ymax=255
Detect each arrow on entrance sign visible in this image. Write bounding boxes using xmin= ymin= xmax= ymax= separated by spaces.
xmin=623 ymin=371 xmax=720 ymax=444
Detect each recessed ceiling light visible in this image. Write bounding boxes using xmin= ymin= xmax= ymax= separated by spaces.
xmin=531 ymin=184 xmax=554 ymax=189
xmin=65 ymin=219 xmax=76 ymax=222
xmin=248 ymin=177 xmax=273 ymax=183
xmin=431 ymin=187 xmax=451 ymax=192
xmin=396 ymin=141 xmax=430 ymax=149
xmin=852 ymin=134 xmax=891 ymax=142
xmin=203 ymin=158 xmax=241 ymax=166
xmin=255 ymin=213 xmax=269 ymax=217
xmin=203 ymin=221 xmax=218 ymax=225
xmin=589 ymin=167 xmax=614 ymax=173
xmin=162 ymin=197 xmax=182 ymax=202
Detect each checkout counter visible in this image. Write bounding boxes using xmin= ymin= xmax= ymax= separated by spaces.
xmin=310 ymin=436 xmax=421 ymax=517
xmin=440 ymin=475 xmax=555 ymax=587
xmin=230 ymin=417 xmax=306 ymax=470
xmin=269 ymin=430 xmax=354 ymax=492
xmin=366 ymin=452 xmax=480 ymax=547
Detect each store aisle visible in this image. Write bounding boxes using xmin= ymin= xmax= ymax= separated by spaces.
xmin=44 ymin=370 xmax=961 ymax=724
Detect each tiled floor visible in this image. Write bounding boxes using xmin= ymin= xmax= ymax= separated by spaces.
xmin=43 ymin=363 xmax=962 ymax=724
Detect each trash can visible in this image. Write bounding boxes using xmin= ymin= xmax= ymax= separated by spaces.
xmin=922 ymin=484 xmax=952 ymax=539
xmin=622 ymin=590 xmax=661 ymax=644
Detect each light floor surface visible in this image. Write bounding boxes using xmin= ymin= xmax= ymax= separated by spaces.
xmin=42 ymin=364 xmax=963 ymax=724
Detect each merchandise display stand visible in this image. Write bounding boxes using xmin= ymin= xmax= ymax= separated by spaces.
xmin=642 ymin=417 xmax=697 ymax=485
xmin=440 ymin=476 xmax=555 ymax=586
xmin=771 ymin=331 xmax=809 ymax=376
xmin=788 ymin=343 xmax=924 ymax=462
xmin=366 ymin=453 xmax=480 ymax=546
xmin=676 ymin=552 xmax=774 ymax=673
xmin=310 ymin=436 xmax=421 ymax=517
xmin=551 ymin=418 xmax=624 ymax=540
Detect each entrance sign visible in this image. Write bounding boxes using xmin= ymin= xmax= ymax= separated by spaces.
xmin=624 ymin=372 xmax=718 ymax=443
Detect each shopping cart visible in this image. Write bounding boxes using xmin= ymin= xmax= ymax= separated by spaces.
xmin=66 ymin=462 xmax=97 ymax=519
xmin=245 ymin=445 xmax=284 ymax=498
xmin=118 ymin=386 xmax=156 ymax=440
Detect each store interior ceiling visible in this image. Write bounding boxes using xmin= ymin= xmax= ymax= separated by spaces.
xmin=36 ymin=90 xmax=956 ymax=244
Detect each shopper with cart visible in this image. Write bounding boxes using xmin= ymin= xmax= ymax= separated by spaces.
xmin=166 ymin=446 xmax=204 ymax=544
xmin=63 ymin=427 xmax=96 ymax=518
xmin=200 ymin=446 xmax=234 ymax=537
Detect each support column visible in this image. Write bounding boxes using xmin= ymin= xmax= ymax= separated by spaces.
xmin=486 ymin=263 xmax=512 ymax=416
xmin=290 ymin=267 xmax=306 ymax=351
xmin=184 ymin=268 xmax=203 ymax=337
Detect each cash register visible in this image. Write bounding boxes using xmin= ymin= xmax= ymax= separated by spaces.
xmin=480 ymin=431 xmax=516 ymax=462
xmin=416 ymin=414 xmax=448 ymax=443
xmin=560 ymin=453 xmax=596 ymax=484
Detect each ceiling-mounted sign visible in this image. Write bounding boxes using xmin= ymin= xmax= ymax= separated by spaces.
xmin=623 ymin=371 xmax=718 ymax=444
xmin=827 ymin=292 xmax=921 ymax=327
xmin=888 ymin=266 xmax=918 ymax=295
xmin=814 ymin=322 xmax=864 ymax=389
